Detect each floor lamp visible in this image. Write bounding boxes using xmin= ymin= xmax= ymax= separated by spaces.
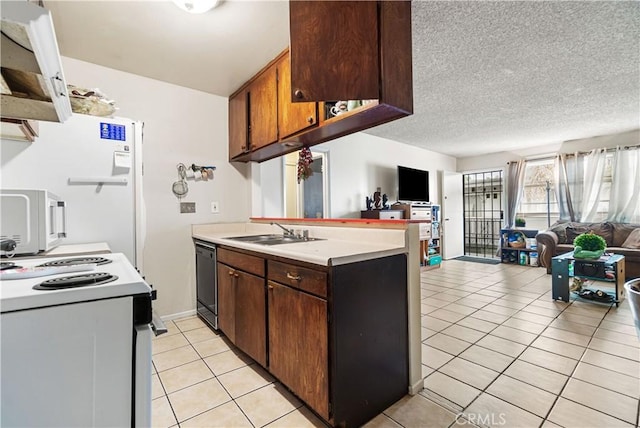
xmin=546 ymin=180 xmax=551 ymax=228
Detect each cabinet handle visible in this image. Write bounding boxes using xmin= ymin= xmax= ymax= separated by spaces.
xmin=307 ymin=117 xmax=314 ymax=124
xmin=228 ymin=270 xmax=234 ymax=276
xmin=294 ymin=89 xmax=303 ymax=99
xmin=286 ymin=272 xmax=301 ymax=281
xmin=268 ymin=284 xmax=274 ymax=290
xmin=241 ymin=145 xmax=246 ymax=150
xmin=234 ymin=273 xmax=239 ymax=278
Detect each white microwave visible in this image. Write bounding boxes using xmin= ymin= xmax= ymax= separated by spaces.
xmin=0 ymin=189 xmax=67 ymax=255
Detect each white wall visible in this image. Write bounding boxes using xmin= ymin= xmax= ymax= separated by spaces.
xmin=322 ymin=133 xmax=457 ymax=217
xmin=252 ymin=132 xmax=457 ymax=218
xmin=61 ymin=57 xmax=251 ymax=317
xmin=457 ymin=129 xmax=639 ymax=172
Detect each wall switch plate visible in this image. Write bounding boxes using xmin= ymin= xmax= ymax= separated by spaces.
xmin=180 ymin=202 xmax=196 ymax=213
xmin=211 ymin=201 xmax=219 ymax=213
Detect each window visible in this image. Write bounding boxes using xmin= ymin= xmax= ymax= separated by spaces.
xmin=518 ymin=159 xmax=556 ymax=217
xmin=517 ymin=155 xmax=613 ymax=222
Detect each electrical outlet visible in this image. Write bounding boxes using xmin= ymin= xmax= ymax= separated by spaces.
xmin=211 ymin=201 xmax=219 ymax=213
xmin=180 ymin=202 xmax=196 ymax=213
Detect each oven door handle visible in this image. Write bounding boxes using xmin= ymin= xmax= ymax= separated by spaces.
xmin=151 ymin=309 xmax=167 ymax=336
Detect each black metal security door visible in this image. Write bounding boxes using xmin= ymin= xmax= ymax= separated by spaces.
xmin=463 ymin=170 xmax=503 ymax=258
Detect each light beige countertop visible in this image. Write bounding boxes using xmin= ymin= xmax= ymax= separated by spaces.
xmin=192 ymin=222 xmax=407 ymax=266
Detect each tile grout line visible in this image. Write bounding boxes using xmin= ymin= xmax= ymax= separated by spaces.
xmin=434 ymin=283 xmax=588 ymax=425
xmin=539 ymin=303 xmax=636 ymax=426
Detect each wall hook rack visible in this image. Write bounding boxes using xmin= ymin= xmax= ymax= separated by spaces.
xmin=185 ymin=163 xmax=216 ymax=181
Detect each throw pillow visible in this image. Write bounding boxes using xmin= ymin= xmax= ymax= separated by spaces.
xmin=566 ymin=223 xmax=614 ymax=247
xmin=550 ymin=222 xmax=570 ymax=243
xmin=621 ymin=228 xmax=640 ymax=249
xmin=567 ymin=226 xmax=587 ymax=242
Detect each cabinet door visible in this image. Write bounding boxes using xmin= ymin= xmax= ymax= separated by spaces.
xmin=249 ymin=65 xmax=278 ymax=150
xmin=235 ymin=271 xmax=266 ymax=367
xmin=228 ymin=89 xmax=248 ymax=159
xmin=289 ymin=1 xmax=379 ymax=102
xmin=217 ymin=262 xmax=236 ymax=343
xmin=277 ymin=53 xmax=317 ymax=139
xmin=268 ymin=281 xmax=329 ymax=420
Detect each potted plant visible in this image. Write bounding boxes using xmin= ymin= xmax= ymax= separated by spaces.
xmin=515 ymin=217 xmax=526 ymax=227
xmin=573 ymin=232 xmax=607 ymax=259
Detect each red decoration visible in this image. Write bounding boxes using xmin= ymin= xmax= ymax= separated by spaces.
xmin=297 ymin=147 xmax=314 ymax=183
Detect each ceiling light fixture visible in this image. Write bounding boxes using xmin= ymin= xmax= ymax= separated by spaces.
xmin=171 ymin=0 xmax=220 ymax=14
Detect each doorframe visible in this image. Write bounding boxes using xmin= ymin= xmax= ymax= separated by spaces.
xmin=461 ymin=167 xmax=506 ymax=258
xmin=282 ymin=148 xmax=331 ymax=218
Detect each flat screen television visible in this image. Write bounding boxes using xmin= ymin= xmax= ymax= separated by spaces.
xmin=398 ymin=166 xmax=429 ymax=202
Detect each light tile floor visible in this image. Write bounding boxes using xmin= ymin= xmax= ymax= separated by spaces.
xmin=152 ymin=260 xmax=640 ymax=427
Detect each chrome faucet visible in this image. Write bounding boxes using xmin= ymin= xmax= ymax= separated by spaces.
xmin=271 ymin=222 xmax=295 ymax=237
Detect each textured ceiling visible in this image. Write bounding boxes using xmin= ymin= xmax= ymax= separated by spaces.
xmin=367 ymin=1 xmax=640 ymax=157
xmin=45 ymin=1 xmax=640 ymax=158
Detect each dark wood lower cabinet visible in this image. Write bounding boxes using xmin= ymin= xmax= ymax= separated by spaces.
xmin=217 ymin=261 xmax=266 ymax=367
xmin=215 ymin=246 xmax=408 ymax=427
xmin=268 ymin=281 xmax=329 ymax=420
xmin=217 ymin=262 xmax=236 ymax=343
xmin=235 ymin=270 xmax=267 ymax=367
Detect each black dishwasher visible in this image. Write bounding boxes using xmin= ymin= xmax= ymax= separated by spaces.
xmin=194 ymin=240 xmax=218 ymax=330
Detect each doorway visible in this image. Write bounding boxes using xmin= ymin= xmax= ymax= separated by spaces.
xmin=284 ymin=149 xmax=330 ymax=218
xmin=462 ymin=170 xmax=503 ymax=258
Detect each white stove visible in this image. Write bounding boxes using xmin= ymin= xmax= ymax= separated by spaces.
xmin=1 ymin=252 xmax=153 ymax=427
xmin=1 ymin=253 xmax=151 ymax=313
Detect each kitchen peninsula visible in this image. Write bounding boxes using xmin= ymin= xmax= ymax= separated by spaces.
xmin=192 ymin=218 xmax=424 ymax=427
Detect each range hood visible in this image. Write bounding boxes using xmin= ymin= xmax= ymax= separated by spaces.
xmin=1 ymin=0 xmax=71 ymax=122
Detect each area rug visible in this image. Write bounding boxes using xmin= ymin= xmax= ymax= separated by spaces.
xmin=454 ymin=256 xmax=501 ymax=265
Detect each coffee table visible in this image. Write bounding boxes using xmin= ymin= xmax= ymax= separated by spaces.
xmin=551 ymin=251 xmax=625 ymax=306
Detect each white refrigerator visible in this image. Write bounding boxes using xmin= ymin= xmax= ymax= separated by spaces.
xmin=0 ymin=114 xmax=144 ymax=266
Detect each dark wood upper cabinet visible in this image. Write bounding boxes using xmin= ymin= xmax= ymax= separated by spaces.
xmin=289 ymin=1 xmax=379 ymax=102
xmin=228 ymin=88 xmax=248 ymax=159
xmin=228 ymin=0 xmax=412 ymax=163
xmin=249 ymin=64 xmax=278 ymax=151
xmin=277 ymin=54 xmax=317 ymax=140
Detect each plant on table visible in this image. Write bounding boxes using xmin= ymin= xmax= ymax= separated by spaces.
xmin=573 ymin=232 xmax=606 ymax=259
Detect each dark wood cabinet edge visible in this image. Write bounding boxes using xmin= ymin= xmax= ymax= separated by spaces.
xmin=216 ymin=244 xmax=330 ymax=273
xmin=229 ymin=48 xmax=289 ymax=100
xmin=378 ymin=0 xmax=413 ymax=114
xmin=231 ymin=102 xmax=410 ymax=163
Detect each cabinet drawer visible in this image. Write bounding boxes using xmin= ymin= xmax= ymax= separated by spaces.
xmin=218 ymin=248 xmax=265 ymax=277
xmin=268 ymin=260 xmax=327 ymax=298
xmin=378 ymin=210 xmax=404 ymax=220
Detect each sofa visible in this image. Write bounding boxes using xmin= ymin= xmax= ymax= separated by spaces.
xmin=536 ymin=221 xmax=640 ymax=280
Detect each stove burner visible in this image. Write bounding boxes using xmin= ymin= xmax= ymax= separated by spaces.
xmin=33 ymin=272 xmax=118 ymax=290
xmin=38 ymin=257 xmax=112 ymax=267
xmin=1 ymin=262 xmax=19 ymax=270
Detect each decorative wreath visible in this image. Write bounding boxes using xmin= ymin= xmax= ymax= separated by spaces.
xmin=297 ymin=147 xmax=314 ymax=183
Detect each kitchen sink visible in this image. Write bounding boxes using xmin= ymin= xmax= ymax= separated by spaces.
xmin=226 ymin=234 xmax=323 ymax=246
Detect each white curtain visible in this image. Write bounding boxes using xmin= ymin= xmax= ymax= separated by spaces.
xmin=505 ymin=160 xmax=526 ymax=228
xmin=580 ymin=148 xmax=607 ymax=222
xmin=555 ymin=153 xmax=581 ymax=222
xmin=608 ymin=146 xmax=640 ymax=223
xmin=555 ymin=149 xmax=607 ymax=222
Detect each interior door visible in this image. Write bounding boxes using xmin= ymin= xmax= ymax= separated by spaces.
xmin=441 ymin=171 xmax=464 ymax=259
